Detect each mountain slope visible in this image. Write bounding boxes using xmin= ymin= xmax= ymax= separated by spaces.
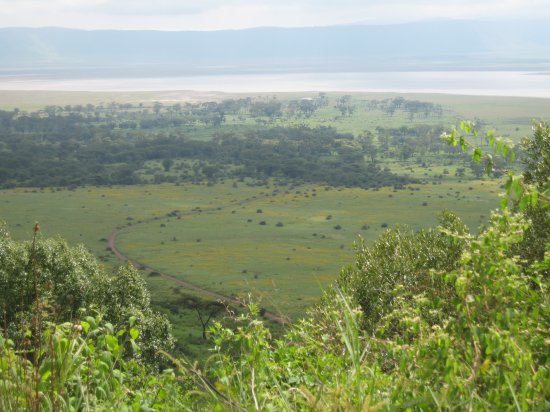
xmin=1 ymin=20 xmax=549 ymax=73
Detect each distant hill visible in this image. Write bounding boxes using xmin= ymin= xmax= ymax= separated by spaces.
xmin=1 ymin=20 xmax=549 ymax=76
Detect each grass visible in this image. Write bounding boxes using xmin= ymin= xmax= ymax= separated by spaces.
xmin=115 ymin=177 xmax=501 ymax=320
xmin=2 ymin=90 xmax=549 ymax=139
xmin=0 ymin=181 xmax=275 ymax=357
xmin=0 ymin=182 xmax=271 ymax=260
xmin=1 ymin=173 xmax=501 ymax=356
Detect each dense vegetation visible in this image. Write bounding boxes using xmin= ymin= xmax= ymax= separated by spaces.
xmin=0 ymin=226 xmax=174 ymax=367
xmin=0 ymin=121 xmax=547 ymax=410
xmin=0 ymin=97 xmax=458 ymax=189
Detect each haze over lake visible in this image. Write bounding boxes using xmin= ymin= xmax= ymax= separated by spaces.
xmin=2 ymin=23 xmax=549 ymax=97
xmin=1 ymin=71 xmax=549 ymax=98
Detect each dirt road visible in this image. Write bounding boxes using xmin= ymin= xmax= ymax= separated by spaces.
xmin=106 ymin=199 xmax=291 ymax=325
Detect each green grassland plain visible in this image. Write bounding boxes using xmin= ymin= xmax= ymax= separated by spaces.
xmin=2 ymin=175 xmax=501 ymax=356
xmin=1 ymin=90 xmax=549 ymax=138
xmin=116 ymin=178 xmax=501 ymax=318
xmin=1 ymin=90 xmax=549 ymax=357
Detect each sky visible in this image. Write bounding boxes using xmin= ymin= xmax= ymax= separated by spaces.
xmin=0 ymin=0 xmax=549 ymax=31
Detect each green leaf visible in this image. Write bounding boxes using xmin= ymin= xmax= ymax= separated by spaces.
xmin=459 ymin=136 xmax=467 ymax=152
xmin=41 ymin=369 xmax=52 ymax=382
xmin=81 ymin=321 xmax=90 ymax=334
xmin=485 ymin=154 xmax=494 ymax=175
xmin=530 ymin=191 xmax=538 ymax=207
xmin=500 ymin=197 xmax=508 ymax=210
xmin=106 ymin=335 xmax=118 ymax=350
xmin=513 ymin=180 xmax=523 ymax=200
xmin=505 ymin=175 xmax=514 ymax=191
xmin=473 ymin=148 xmax=483 ymax=162
xmin=130 ymin=328 xmax=139 ymax=340
xmin=519 ymin=194 xmax=530 ymax=211
xmin=502 ymin=145 xmax=509 ymax=159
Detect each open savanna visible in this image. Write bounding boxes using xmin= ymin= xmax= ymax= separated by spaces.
xmin=1 ymin=174 xmax=501 ymax=354
xmin=0 ymin=180 xmax=285 ymax=357
xmin=0 ymin=182 xmax=274 ymax=259
xmin=2 ymin=89 xmax=543 ymax=357
xmin=228 ymin=92 xmax=550 ymax=138
xmin=114 ymin=175 xmax=501 ymax=320
xmin=2 ymin=90 xmax=548 ymax=139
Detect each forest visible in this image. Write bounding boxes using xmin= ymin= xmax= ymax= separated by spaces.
xmin=0 ymin=96 xmax=454 ymax=189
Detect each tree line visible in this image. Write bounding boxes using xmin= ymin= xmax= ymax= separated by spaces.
xmin=0 ymin=108 xmax=417 ymax=188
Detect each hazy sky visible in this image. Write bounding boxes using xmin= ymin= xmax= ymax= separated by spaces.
xmin=1 ymin=0 xmax=549 ymax=30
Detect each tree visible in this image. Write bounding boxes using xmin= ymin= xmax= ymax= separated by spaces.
xmin=440 ymin=119 xmax=550 ymax=280
xmin=522 ymin=121 xmax=550 ymax=190
xmin=153 ymin=101 xmax=162 ymax=116
xmin=358 ymin=131 xmax=378 ymax=163
xmin=514 ymin=121 xmax=550 ymax=268
xmin=0 ymin=226 xmax=174 ymax=366
xmin=162 ymin=158 xmax=174 ymax=172
xmin=194 ymin=301 xmax=224 ymax=340
xmin=335 ymin=95 xmax=355 ymax=117
xmin=330 ymin=211 xmax=467 ymax=332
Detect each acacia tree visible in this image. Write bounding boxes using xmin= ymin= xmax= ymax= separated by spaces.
xmin=358 ymin=131 xmax=378 ymax=163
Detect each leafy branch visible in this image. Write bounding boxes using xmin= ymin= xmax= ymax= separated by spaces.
xmin=441 ymin=121 xmax=549 ymax=210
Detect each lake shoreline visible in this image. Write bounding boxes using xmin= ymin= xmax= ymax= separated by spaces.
xmin=1 ymin=71 xmax=549 ymax=98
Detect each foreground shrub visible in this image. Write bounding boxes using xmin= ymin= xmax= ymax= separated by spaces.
xmin=333 ymin=210 xmax=467 ymax=334
xmin=181 ymin=211 xmax=548 ymax=410
xmin=0 ymin=315 xmax=183 ymax=411
xmin=0 ymin=228 xmax=174 ymax=367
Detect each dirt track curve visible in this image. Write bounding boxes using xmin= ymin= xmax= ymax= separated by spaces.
xmin=107 ymin=197 xmax=291 ymax=325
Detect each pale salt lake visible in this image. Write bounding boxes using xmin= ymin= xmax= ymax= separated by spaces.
xmin=1 ymin=71 xmax=549 ymax=97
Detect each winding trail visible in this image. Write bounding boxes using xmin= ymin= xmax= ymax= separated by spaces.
xmin=107 ymin=194 xmax=291 ymax=325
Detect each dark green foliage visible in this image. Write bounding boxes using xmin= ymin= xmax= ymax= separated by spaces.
xmin=333 ymin=211 xmax=467 ymax=333
xmin=516 ymin=122 xmax=550 ymax=267
xmin=0 ymin=106 xmax=416 ymax=189
xmin=522 ymin=121 xmax=550 ymax=189
xmin=0 ymin=230 xmax=174 ymax=366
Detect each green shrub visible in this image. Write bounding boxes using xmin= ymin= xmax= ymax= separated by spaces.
xmin=332 ymin=211 xmax=467 ymax=333
xmin=181 ymin=210 xmax=548 ymax=410
xmin=0 ymin=231 xmax=174 ymax=367
xmin=0 ymin=315 xmax=184 ymax=411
